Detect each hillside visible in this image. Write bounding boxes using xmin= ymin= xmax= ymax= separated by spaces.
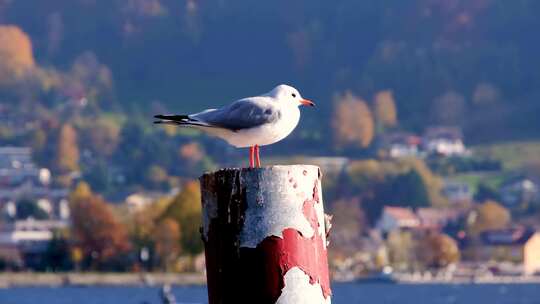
xmin=1 ymin=0 xmax=540 ymax=142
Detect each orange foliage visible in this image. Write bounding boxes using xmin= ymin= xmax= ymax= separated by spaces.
xmin=0 ymin=25 xmax=35 ymax=84
xmin=419 ymin=233 xmax=460 ymax=267
xmin=57 ymin=124 xmax=80 ymax=173
xmin=153 ymin=218 xmax=181 ymax=270
xmin=374 ymin=90 xmax=397 ymax=128
xmin=332 ymin=91 xmax=374 ymax=148
xmin=469 ymin=200 xmax=511 ymax=235
xmin=179 ymin=142 xmax=203 ymax=163
xmin=70 ymin=183 xmax=131 ymax=265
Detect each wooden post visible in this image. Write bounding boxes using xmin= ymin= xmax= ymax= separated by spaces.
xmin=200 ymin=165 xmax=332 ymax=304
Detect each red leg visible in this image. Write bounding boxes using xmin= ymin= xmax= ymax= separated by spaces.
xmin=249 ymin=146 xmax=254 ymax=168
xmin=255 ymin=145 xmax=261 ymax=168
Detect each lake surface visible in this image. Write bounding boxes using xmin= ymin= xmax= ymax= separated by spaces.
xmin=1 ymin=283 xmax=539 ymax=304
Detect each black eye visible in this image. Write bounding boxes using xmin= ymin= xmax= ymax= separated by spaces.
xmin=291 ymin=93 xmax=296 ymax=98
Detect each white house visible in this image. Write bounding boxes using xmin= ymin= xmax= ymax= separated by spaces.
xmin=0 ymin=219 xmax=69 ymax=251
xmin=379 ymin=132 xmax=422 ymax=158
xmin=423 ymin=127 xmax=466 ymax=156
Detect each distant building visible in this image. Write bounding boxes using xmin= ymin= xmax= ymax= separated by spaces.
xmin=379 ymin=132 xmax=422 ymax=158
xmin=416 ymin=207 xmax=461 ymax=229
xmin=442 ymin=181 xmax=473 ymax=204
xmin=423 ymin=126 xmax=466 ymax=156
xmin=376 ymin=206 xmax=420 ymax=234
xmin=125 ymin=192 xmax=167 ymax=213
xmin=463 ymin=228 xmax=540 ymax=275
xmin=0 ymin=219 xmax=69 ymax=269
xmin=0 ymin=147 xmax=51 ymax=187
xmin=499 ymin=177 xmax=539 ymax=208
xmin=0 ymin=147 xmax=69 ymax=220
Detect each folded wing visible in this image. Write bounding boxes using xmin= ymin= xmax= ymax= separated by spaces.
xmin=191 ymin=98 xmax=281 ymax=131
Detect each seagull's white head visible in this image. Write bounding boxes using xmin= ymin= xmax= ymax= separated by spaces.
xmin=267 ymin=84 xmax=315 ymax=108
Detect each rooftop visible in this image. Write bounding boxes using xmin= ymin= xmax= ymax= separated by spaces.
xmin=383 ymin=206 xmax=419 ymax=222
xmin=480 ymin=227 xmax=536 ymax=246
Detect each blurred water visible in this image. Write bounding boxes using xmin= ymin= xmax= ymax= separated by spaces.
xmin=1 ymin=283 xmax=539 ymax=304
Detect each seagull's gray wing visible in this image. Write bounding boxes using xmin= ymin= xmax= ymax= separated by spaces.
xmin=191 ymin=97 xmax=281 ymax=131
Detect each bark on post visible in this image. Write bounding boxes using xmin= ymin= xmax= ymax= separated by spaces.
xmin=200 ymin=165 xmax=332 ymax=304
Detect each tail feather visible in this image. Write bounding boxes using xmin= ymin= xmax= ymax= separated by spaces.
xmin=153 ymin=114 xmax=214 ymax=128
xmin=154 ymin=114 xmax=190 ymax=121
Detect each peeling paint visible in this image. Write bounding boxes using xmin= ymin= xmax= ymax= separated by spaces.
xmin=240 ymin=165 xmax=321 ymax=248
xmin=200 ymin=165 xmax=331 ymax=304
xmin=276 ymin=267 xmax=331 ymax=304
xmin=253 ymin=192 xmax=332 ymax=301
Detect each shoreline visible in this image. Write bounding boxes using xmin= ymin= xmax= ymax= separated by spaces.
xmin=0 ymin=272 xmax=206 ymax=288
xmin=3 ymin=272 xmax=540 ymax=288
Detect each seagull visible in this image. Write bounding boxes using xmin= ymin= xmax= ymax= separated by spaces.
xmin=154 ymin=84 xmax=315 ymax=168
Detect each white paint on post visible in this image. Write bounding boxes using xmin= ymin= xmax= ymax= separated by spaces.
xmin=276 ymin=267 xmax=331 ymax=304
xmin=240 ymin=165 xmax=321 ymax=248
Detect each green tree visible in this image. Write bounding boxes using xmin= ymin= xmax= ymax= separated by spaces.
xmin=161 ymin=181 xmax=203 ymax=254
xmin=386 ymin=170 xmax=430 ymax=208
xmin=43 ymin=232 xmax=72 ymax=271
xmin=16 ymin=198 xmax=48 ymax=220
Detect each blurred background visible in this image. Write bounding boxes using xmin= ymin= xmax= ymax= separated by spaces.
xmin=1 ymin=0 xmax=540 ymax=303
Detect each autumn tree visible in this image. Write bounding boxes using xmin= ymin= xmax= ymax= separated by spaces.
xmin=161 ymin=181 xmax=202 ymax=254
xmin=127 ymin=196 xmax=173 ymax=263
xmin=468 ymin=200 xmax=511 ymax=235
xmin=332 ymin=91 xmax=374 ymax=148
xmin=386 ymin=230 xmax=415 ymax=271
xmin=374 ymin=90 xmax=397 ymax=129
xmin=152 ymin=218 xmax=181 ymax=271
xmin=0 ymin=25 xmax=35 ymax=84
xmin=418 ymin=233 xmax=460 ymax=268
xmin=179 ymin=142 xmax=204 ymax=164
xmin=329 ymin=198 xmax=365 ymax=253
xmin=57 ymin=124 xmax=80 ymax=173
xmin=85 ymin=117 xmax=120 ymax=157
xmin=69 ymin=182 xmax=131 ymax=269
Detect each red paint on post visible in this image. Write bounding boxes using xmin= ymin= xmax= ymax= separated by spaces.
xmin=253 ymin=192 xmax=331 ymax=302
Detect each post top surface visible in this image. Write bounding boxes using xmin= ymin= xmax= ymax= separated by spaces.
xmin=200 ymin=164 xmax=321 ymax=178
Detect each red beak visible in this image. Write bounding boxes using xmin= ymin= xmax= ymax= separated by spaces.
xmin=300 ymin=99 xmax=315 ymax=107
